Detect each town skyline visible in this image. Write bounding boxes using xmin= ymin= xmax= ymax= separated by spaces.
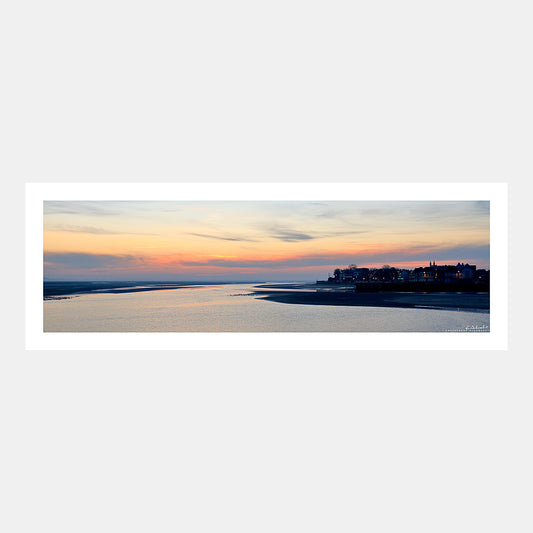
xmin=43 ymin=200 xmax=490 ymax=281
xmin=323 ymin=261 xmax=488 ymax=285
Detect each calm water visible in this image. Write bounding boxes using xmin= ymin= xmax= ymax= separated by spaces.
xmin=43 ymin=283 xmax=489 ymax=333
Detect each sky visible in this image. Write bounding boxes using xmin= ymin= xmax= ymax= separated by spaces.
xmin=43 ymin=200 xmax=490 ymax=281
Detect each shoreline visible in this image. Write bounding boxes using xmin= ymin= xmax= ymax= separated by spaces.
xmin=43 ymin=281 xmax=490 ymax=312
xmin=43 ymin=280 xmax=265 ymax=299
xmin=43 ymin=282 xmax=196 ymax=299
xmin=253 ymin=288 xmax=489 ymax=312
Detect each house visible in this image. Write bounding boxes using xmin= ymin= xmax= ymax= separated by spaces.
xmin=456 ymin=262 xmax=476 ymax=280
xmin=398 ymin=269 xmax=410 ymax=282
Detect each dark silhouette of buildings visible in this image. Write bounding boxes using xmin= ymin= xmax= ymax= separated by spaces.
xmin=323 ymin=261 xmax=489 ymax=290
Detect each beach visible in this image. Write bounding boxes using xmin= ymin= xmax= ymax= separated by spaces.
xmin=44 ymin=281 xmax=203 ymax=299
xmin=44 ymin=281 xmax=489 ymax=312
xmin=253 ymin=284 xmax=489 ymax=311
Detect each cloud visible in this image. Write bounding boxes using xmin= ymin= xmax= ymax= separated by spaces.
xmin=188 ymin=232 xmax=258 ymax=242
xmin=44 ymin=202 xmax=123 ymax=216
xmin=356 ymin=201 xmax=490 ymax=225
xmin=44 ymin=252 xmax=142 ymax=269
xmin=268 ymin=226 xmax=315 ymax=242
xmin=43 ymin=243 xmax=489 ymax=277
xmin=47 ymin=225 xmax=158 ymax=236
xmin=179 ymin=243 xmax=490 ymax=269
xmin=189 ymin=225 xmax=368 ymax=244
xmin=265 ymin=224 xmax=367 ymax=243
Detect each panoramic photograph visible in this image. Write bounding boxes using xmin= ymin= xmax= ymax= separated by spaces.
xmin=43 ymin=200 xmax=490 ymax=333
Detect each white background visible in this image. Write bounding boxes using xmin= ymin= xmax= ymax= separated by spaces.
xmin=2 ymin=1 xmax=532 ymax=532
xmin=26 ymin=182 xmax=507 ymax=351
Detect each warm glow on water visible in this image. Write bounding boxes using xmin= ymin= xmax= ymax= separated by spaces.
xmin=43 ymin=284 xmax=489 ymax=333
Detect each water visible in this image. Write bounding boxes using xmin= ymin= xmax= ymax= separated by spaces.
xmin=43 ymin=283 xmax=490 ymax=333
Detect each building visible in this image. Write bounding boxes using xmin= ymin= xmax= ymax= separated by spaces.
xmin=326 ymin=261 xmax=486 ymax=286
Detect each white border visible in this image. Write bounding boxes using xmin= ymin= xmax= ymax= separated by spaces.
xmin=26 ymin=182 xmax=507 ymax=350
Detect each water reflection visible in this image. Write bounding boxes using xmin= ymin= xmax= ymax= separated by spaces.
xmin=44 ymin=283 xmax=490 ymax=333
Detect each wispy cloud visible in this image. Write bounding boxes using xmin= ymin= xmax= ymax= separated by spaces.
xmin=268 ymin=226 xmax=315 ymax=242
xmin=44 ymin=202 xmax=123 ymax=216
xmin=44 ymin=252 xmax=143 ymax=269
xmin=48 ymin=225 xmax=158 ymax=236
xmin=189 ymin=225 xmax=368 ymax=243
xmin=179 ymin=243 xmax=489 ymax=269
xmin=43 ymin=242 xmax=490 ymax=279
xmin=188 ymin=232 xmax=258 ymax=242
xmin=265 ymin=224 xmax=368 ymax=242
